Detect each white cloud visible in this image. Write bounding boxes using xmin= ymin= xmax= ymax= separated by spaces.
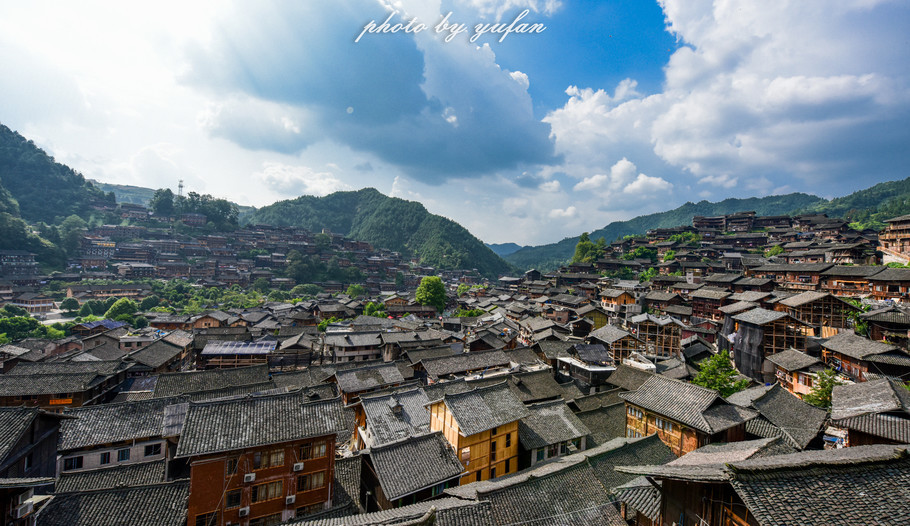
xmin=623 ymin=173 xmax=673 ymax=195
xmin=573 ymin=173 xmax=608 ymax=192
xmin=254 ymin=162 xmax=351 ymax=197
xmin=697 ymin=174 xmax=738 ymax=188
xmin=455 ymin=0 xmax=563 ymax=21
xmin=540 ymin=180 xmax=561 ymax=192
xmin=509 ymin=70 xmax=530 ymax=90
xmin=548 ymin=206 xmax=576 ymax=218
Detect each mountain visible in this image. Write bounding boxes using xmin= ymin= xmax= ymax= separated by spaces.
xmin=89 ymin=180 xmax=157 ymax=205
xmin=505 ymin=193 xmax=826 ymax=271
xmin=246 ymin=188 xmax=513 ymax=278
xmin=0 ymin=123 xmax=113 ymax=223
xmin=800 ymin=176 xmax=910 ymax=230
xmin=486 ymin=243 xmax=527 ymax=257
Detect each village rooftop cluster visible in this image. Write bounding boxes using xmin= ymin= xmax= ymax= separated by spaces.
xmin=0 ymin=209 xmax=910 ymax=525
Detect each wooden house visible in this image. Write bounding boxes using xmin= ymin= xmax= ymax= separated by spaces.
xmin=819 ymin=331 xmax=910 ymax=382
xmin=427 ymin=382 xmax=528 ymax=485
xmin=775 ymin=291 xmax=861 ymax=336
xmin=725 ymin=308 xmax=814 ymax=383
xmin=588 ymin=325 xmax=646 ymax=363
xmin=628 ymin=314 xmax=684 ymax=358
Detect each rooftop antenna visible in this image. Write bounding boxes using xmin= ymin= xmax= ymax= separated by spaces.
xmin=177 ymin=179 xmax=184 ymax=198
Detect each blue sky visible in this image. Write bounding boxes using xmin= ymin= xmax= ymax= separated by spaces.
xmin=1 ymin=1 xmax=908 ymax=245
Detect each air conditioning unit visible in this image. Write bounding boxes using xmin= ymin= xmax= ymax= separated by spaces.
xmin=12 ymin=502 xmax=33 ymax=519
xmin=238 ymin=507 xmax=250 ymax=517
xmin=286 ymin=495 xmax=296 ymax=505
xmin=243 ymin=473 xmax=256 ymax=483
xmin=292 ymin=462 xmax=305 ymax=472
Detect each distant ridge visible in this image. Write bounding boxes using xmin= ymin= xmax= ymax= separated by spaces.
xmin=246 ymin=188 xmax=513 ymax=279
xmin=504 ymin=193 xmax=826 ymax=271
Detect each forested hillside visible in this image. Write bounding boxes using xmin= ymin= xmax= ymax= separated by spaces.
xmin=505 ymin=193 xmax=825 ymax=270
xmin=800 ymin=176 xmax=910 ymax=230
xmin=0 ymin=124 xmax=113 ymax=223
xmin=246 ymin=188 xmax=513 ymax=278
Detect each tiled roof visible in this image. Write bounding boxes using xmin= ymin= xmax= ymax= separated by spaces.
xmin=175 ymin=391 xmax=347 ymax=458
xmin=751 ymin=384 xmax=827 ymax=449
xmin=573 ymin=343 xmax=612 ymax=365
xmin=571 ymin=389 xmax=623 ymax=412
xmin=833 ymin=413 xmax=910 ymax=443
xmin=419 ymin=350 xmax=510 ymax=380
xmin=614 ymin=476 xmax=660 ymax=521
xmin=729 ymin=446 xmax=910 ymax=526
xmin=37 ymin=481 xmax=189 ymax=526
xmin=588 ymin=325 xmax=634 ymax=345
xmin=128 ymin=340 xmax=183 ymax=369
xmin=366 ymin=432 xmax=464 ymax=501
xmin=766 ymin=348 xmax=821 ymax=372
xmin=290 ymin=497 xmax=493 ymax=526
xmin=533 ymin=340 xmax=574 ymax=360
xmin=585 ymin=435 xmax=676 ymax=495
xmin=575 ymin=403 xmax=626 ymax=447
xmin=621 ymin=375 xmax=748 ymax=434
xmin=0 ymin=408 xmax=38 ymax=463
xmin=60 ymin=397 xmax=180 ymax=451
xmin=438 ymin=381 xmax=529 ymax=437
xmin=732 ymin=307 xmax=789 ymax=326
xmin=361 ymin=387 xmax=431 ymax=445
xmin=821 ymin=331 xmax=899 ymax=361
xmin=518 ymin=400 xmax=590 ymax=450
xmin=0 ymin=372 xmax=106 ymax=397
xmin=605 ymin=364 xmax=654 ymax=391
xmin=334 ymin=363 xmax=405 ymax=393
xmin=778 ymin=290 xmax=831 ymax=307
xmin=832 ymin=378 xmax=910 ymax=420
xmin=332 ymin=454 xmax=362 ymax=511
xmin=152 ymin=364 xmax=270 ymax=397
xmin=55 ymin=459 xmax=166 ymax=493
xmin=867 ymin=267 xmax=910 ymax=281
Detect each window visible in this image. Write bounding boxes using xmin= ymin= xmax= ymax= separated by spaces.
xmin=251 ymin=480 xmax=283 ymax=503
xmin=253 ymin=449 xmax=284 ymax=470
xmin=249 ymin=513 xmax=283 ymax=526
xmin=300 ymin=441 xmax=327 ymax=460
xmin=225 ymin=457 xmax=238 ymax=475
xmin=117 ymin=449 xmax=131 ymax=462
xmin=144 ymin=443 xmax=162 ymax=457
xmin=225 ymin=489 xmax=242 ymax=509
xmin=100 ymin=452 xmax=111 ymax=465
xmin=536 ymin=449 xmax=545 ymax=462
xmin=627 ymin=406 xmax=643 ymax=419
xmin=655 ymin=417 xmax=674 ymax=433
xmin=460 ymin=447 xmax=471 ymax=463
xmin=476 ymin=470 xmax=482 ymax=482
xmin=63 ymin=456 xmax=83 ymax=471
xmin=490 ymin=427 xmax=497 ymax=436
xmin=505 ymin=433 xmax=511 ymax=448
xmin=24 ymin=453 xmax=33 ymax=471
xmin=194 ymin=512 xmax=217 ymax=526
xmin=490 ymin=441 xmax=497 ymax=461
xmin=490 ymin=466 xmax=497 ymax=479
xmin=505 ymin=458 xmax=511 ymax=474
xmin=297 ymin=471 xmax=326 ymax=492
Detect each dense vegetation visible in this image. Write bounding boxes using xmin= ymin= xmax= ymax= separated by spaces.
xmin=486 ymin=243 xmax=527 ymax=257
xmin=505 ymin=193 xmax=825 ymax=271
xmin=89 ymin=180 xmax=157 ymax=205
xmin=246 ymin=188 xmax=513 ymax=278
xmin=148 ymin=188 xmax=239 ymax=231
xmin=799 ymin=176 xmax=910 ymax=231
xmin=0 ymin=123 xmax=114 ymax=223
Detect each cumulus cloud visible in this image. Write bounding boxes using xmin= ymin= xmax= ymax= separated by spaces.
xmin=623 ymin=173 xmax=673 ymax=194
xmin=455 ymin=0 xmax=563 ymax=20
xmin=547 ymin=0 xmax=910 ymax=200
xmin=197 ymin=97 xmax=318 ymax=154
xmin=548 ymin=206 xmax=576 ymax=218
xmin=254 ymin=162 xmax=351 ymax=197
xmin=539 ymin=180 xmax=561 ymax=192
xmin=184 ymin=0 xmax=557 ymax=182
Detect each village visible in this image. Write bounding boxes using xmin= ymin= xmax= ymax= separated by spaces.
xmin=1 ymin=207 xmax=909 ymax=526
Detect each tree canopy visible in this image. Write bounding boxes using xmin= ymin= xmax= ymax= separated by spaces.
xmin=415 ymin=276 xmax=446 ymax=313
xmin=691 ymin=352 xmax=750 ymax=397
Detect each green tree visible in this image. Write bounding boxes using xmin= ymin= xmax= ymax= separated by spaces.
xmin=691 ymin=353 xmax=750 ymax=397
xmin=803 ymin=368 xmax=841 ymax=409
xmin=318 ymin=316 xmax=340 ymax=332
xmin=139 ymin=296 xmax=160 ymax=311
xmin=364 ymin=302 xmax=386 ymax=318
xmin=252 ymin=278 xmax=271 ymax=293
xmin=291 ymin=284 xmax=324 ymax=297
xmin=416 ymin=276 xmax=446 ymax=313
xmin=394 ymin=272 xmax=405 ymax=289
xmin=149 ymin=188 xmax=175 ymax=217
xmin=59 ymin=214 xmax=87 ymax=255
xmin=78 ymin=303 xmax=93 ymax=317
xmin=345 ymin=284 xmax=368 ymax=299
xmin=133 ymin=315 xmax=149 ymax=329
xmin=572 ymin=232 xmax=607 ymax=264
xmin=103 ymin=298 xmax=138 ymax=320
xmin=663 ymin=250 xmax=676 ymax=262
xmin=0 ymin=304 xmax=29 ymax=317
xmin=0 ymin=316 xmax=40 ymax=341
xmin=764 ymin=245 xmax=784 ymax=257
xmin=456 ymin=283 xmax=470 ymax=297
xmin=60 ymin=297 xmax=80 ymax=313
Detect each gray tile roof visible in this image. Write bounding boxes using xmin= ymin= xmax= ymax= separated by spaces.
xmin=718 ymin=300 xmax=759 ymax=315
xmin=128 ymin=340 xmax=183 ymax=369
xmin=605 ymin=364 xmax=654 ymax=391
xmin=725 ymin=384 xmax=773 ymax=407
xmin=290 ymin=497 xmax=493 ymax=526
xmin=620 ymin=375 xmax=755 ymax=434
xmin=732 ymin=307 xmax=789 ymax=326
xmin=575 ymin=403 xmax=626 ymax=447
xmin=55 ymin=459 xmax=166 ymax=493
xmin=534 ymin=340 xmax=574 ymax=360
xmin=571 ymin=389 xmax=624 ymax=412
xmin=361 ymin=387 xmax=431 ymax=445
xmin=832 ymin=378 xmax=910 ymax=420
xmin=833 ymin=412 xmax=910 ymax=443
xmin=766 ymin=348 xmax=821 ymax=372
xmin=175 ymin=391 xmax=348 ymax=458
xmin=334 ymin=363 xmax=405 ymax=393
xmin=37 ymin=481 xmax=189 ymax=526
xmin=332 ymin=454 xmax=362 ymax=511
xmin=152 ymin=364 xmax=270 ymax=397
xmin=438 ymin=381 xmax=529 ymax=437
xmin=729 ymin=446 xmax=910 ymax=526
xmin=60 ymin=397 xmax=181 ymax=451
xmin=589 ymin=325 xmax=634 ymax=345
xmin=419 ymin=350 xmax=510 ymax=380
xmin=585 ymin=435 xmax=676 ymax=495
xmin=518 ymin=400 xmax=590 ymax=450
xmin=820 ymin=331 xmax=900 ymax=361
xmin=613 ymin=476 xmax=660 ymax=521
xmin=750 ymin=384 xmax=827 ymax=449
xmin=0 ymin=408 xmax=38 ymax=463
xmin=366 ymin=432 xmax=464 ymax=501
